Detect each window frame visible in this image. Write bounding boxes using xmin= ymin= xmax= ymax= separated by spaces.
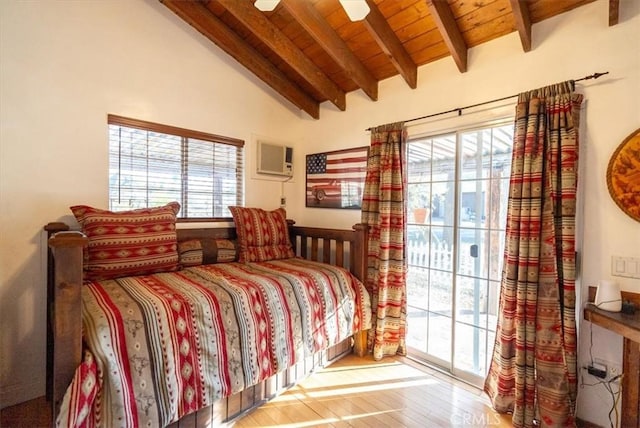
xmin=108 ymin=114 xmax=244 ymax=221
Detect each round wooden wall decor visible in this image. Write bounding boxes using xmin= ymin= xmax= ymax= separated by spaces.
xmin=607 ymin=128 xmax=640 ymax=222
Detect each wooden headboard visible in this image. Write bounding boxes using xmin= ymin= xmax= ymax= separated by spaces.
xmin=43 ymin=218 xmax=369 ymax=421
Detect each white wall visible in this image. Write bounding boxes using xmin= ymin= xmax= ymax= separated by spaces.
xmin=0 ymin=0 xmax=306 ymax=408
xmin=1 ymin=0 xmax=639 ymax=426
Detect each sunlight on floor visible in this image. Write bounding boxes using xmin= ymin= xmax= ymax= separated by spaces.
xmin=232 ymin=355 xmax=512 ymax=427
xmin=277 ymin=364 xmax=439 ymax=402
xmin=245 ymin=408 xmax=405 ymax=428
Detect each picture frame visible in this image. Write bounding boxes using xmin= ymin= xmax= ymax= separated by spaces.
xmin=306 ymin=146 xmax=369 ymax=209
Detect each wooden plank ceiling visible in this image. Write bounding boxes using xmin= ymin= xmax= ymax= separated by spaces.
xmin=161 ymin=0 xmax=612 ymax=119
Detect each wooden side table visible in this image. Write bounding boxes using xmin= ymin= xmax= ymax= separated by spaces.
xmin=584 ymin=288 xmax=640 ymax=428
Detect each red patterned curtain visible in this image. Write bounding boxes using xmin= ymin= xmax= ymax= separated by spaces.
xmin=361 ymin=122 xmax=407 ymax=360
xmin=484 ymin=81 xmax=583 ymax=427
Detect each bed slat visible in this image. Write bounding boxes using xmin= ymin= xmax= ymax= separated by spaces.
xmin=311 ymin=238 xmax=319 ymax=261
xmin=289 ymin=224 xmax=368 ymax=281
xmin=335 ymin=241 xmax=344 ymax=268
xmin=323 ymin=239 xmax=332 ymax=263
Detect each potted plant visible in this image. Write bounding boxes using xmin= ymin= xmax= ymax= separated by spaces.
xmin=409 ymin=186 xmax=431 ymax=223
xmin=413 ymin=207 xmax=428 ymax=223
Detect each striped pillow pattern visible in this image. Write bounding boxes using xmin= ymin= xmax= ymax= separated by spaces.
xmin=229 ymin=206 xmax=295 ymax=262
xmin=215 ymin=239 xmax=237 ymax=263
xmin=177 ymin=239 xmax=204 ymax=267
xmin=177 ymin=238 xmax=238 ymax=267
xmin=70 ymin=202 xmax=180 ymax=280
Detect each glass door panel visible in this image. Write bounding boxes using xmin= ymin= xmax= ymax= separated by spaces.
xmin=407 ymin=123 xmax=513 ymax=387
xmin=452 ymin=125 xmax=513 ymax=385
xmin=406 ymin=133 xmax=455 ymax=367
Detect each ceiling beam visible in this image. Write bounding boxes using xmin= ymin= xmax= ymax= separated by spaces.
xmin=509 ymin=0 xmax=532 ymax=52
xmin=363 ymin=0 xmax=417 ymax=89
xmin=425 ymin=0 xmax=467 ymax=73
xmin=609 ymin=0 xmax=619 ymax=26
xmin=215 ymin=0 xmax=346 ymax=111
xmin=161 ymin=0 xmax=320 ymax=119
xmin=280 ymin=0 xmax=378 ymax=101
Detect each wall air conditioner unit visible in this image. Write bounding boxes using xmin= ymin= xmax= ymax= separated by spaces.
xmin=257 ymin=140 xmax=293 ymax=177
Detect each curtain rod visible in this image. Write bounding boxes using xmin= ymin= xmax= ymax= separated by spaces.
xmin=365 ymin=71 xmax=609 ymax=131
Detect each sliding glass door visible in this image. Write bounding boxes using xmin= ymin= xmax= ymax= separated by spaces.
xmin=406 ymin=122 xmax=513 ymax=386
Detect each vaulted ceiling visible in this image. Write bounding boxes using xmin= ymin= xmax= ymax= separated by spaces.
xmin=161 ymin=0 xmax=619 ymax=119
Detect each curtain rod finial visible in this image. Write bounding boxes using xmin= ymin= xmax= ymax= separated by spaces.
xmin=588 ymin=71 xmax=609 ymax=80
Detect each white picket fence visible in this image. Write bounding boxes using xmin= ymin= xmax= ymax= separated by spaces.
xmin=407 ymin=239 xmax=475 ymax=275
xmin=406 ymin=237 xmax=499 ymax=377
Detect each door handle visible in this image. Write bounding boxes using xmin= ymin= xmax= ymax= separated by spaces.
xmin=470 ymin=244 xmax=478 ymax=258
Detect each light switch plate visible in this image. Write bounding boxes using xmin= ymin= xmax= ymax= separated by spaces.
xmin=611 ymin=256 xmax=640 ymax=279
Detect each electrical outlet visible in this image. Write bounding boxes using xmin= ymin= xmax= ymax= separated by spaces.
xmin=280 ymin=197 xmax=286 ymax=208
xmin=587 ymin=365 xmax=607 ymax=378
xmin=594 ymin=358 xmax=622 ymax=381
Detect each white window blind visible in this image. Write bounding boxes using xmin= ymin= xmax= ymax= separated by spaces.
xmin=108 ymin=115 xmax=244 ymax=218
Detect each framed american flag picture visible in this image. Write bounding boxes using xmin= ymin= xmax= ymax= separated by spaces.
xmin=306 ymin=146 xmax=369 ymax=209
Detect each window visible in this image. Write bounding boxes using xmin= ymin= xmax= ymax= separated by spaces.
xmin=108 ymin=115 xmax=243 ymax=218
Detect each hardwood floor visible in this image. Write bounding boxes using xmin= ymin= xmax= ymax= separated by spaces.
xmin=233 ymin=354 xmax=512 ymax=427
xmin=1 ymin=354 xmax=512 ymax=427
xmin=0 ymin=395 xmax=51 ymax=428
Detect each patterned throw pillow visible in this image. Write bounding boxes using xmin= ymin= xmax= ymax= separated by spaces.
xmin=178 ymin=238 xmax=238 ymax=267
xmin=177 ymin=239 xmax=203 ymax=267
xmin=229 ymin=206 xmax=295 ymax=262
xmin=214 ymin=239 xmax=237 ymax=263
xmin=70 ymin=202 xmax=180 ymax=280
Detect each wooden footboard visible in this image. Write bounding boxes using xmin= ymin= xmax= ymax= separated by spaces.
xmin=45 ymin=219 xmax=369 ymax=426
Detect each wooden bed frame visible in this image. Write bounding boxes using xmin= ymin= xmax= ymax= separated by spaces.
xmin=44 ymin=219 xmax=370 ymax=427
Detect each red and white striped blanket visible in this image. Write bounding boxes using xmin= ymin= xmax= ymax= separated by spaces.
xmin=57 ymin=258 xmax=371 ymax=427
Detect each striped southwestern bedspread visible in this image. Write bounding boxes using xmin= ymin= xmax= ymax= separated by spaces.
xmin=57 ymin=258 xmax=371 ymax=427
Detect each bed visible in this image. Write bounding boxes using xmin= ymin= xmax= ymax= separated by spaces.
xmin=44 ymin=204 xmax=371 ymax=427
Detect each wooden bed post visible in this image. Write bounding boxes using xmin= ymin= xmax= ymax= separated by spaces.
xmin=351 ymin=223 xmax=369 ymax=283
xmin=351 ymin=223 xmax=369 ymax=357
xmin=46 ymin=227 xmax=88 ymax=423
